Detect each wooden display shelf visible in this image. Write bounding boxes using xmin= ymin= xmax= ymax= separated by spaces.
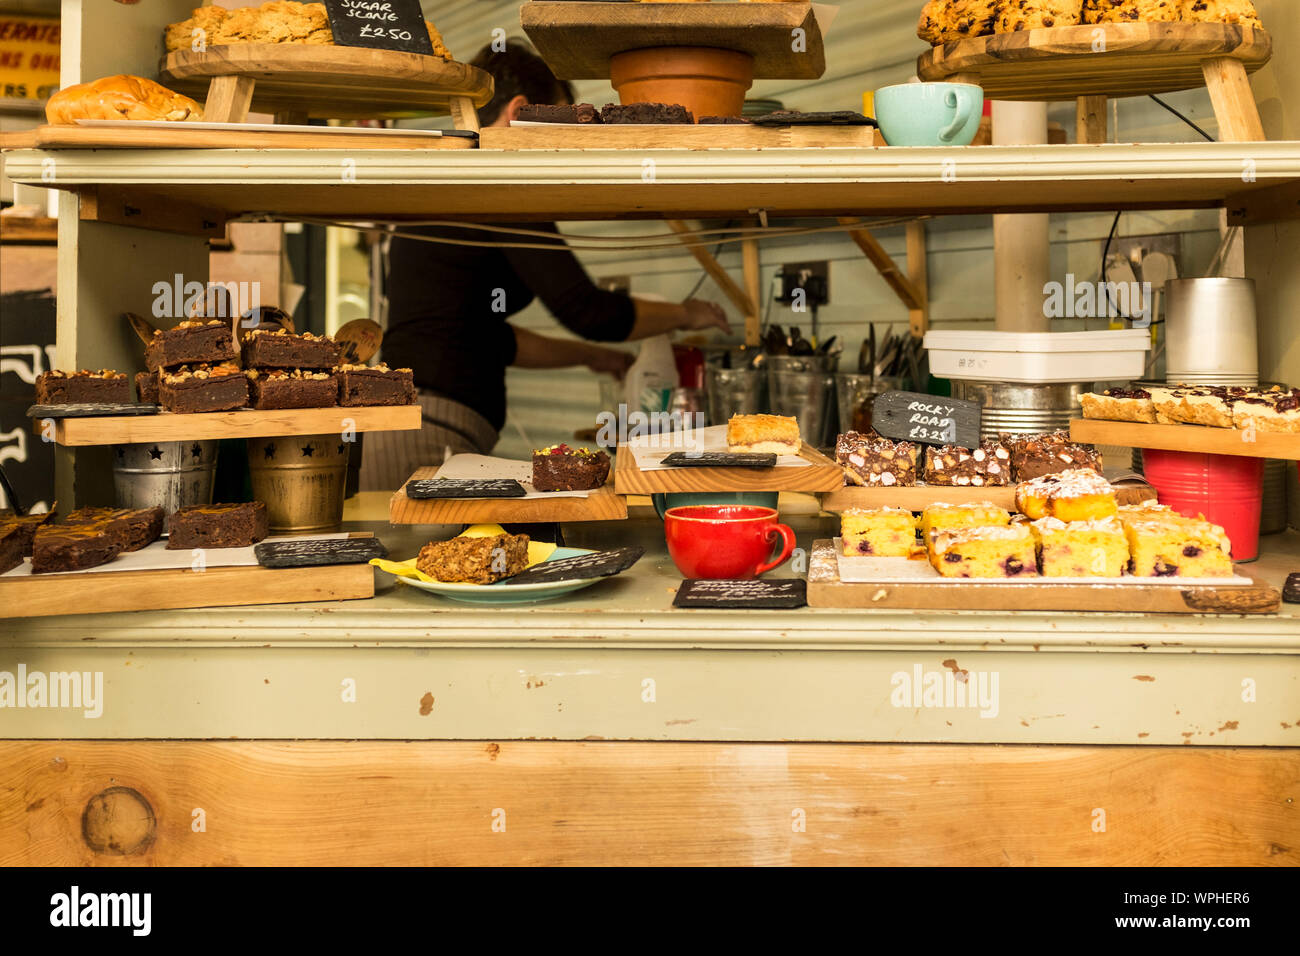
xmin=1070 ymin=419 xmax=1300 ymax=460
xmin=158 ymin=44 xmax=492 ymax=124
xmin=0 ymin=562 xmax=373 ymax=619
xmin=821 ymin=480 xmax=1158 ymax=514
xmin=521 ymin=1 xmax=826 ymax=80
xmin=0 ymin=215 xmax=57 ymax=244
xmin=0 ymin=124 xmax=473 ymax=151
xmin=481 ymin=124 xmax=882 ymax=151
xmin=917 ymin=22 xmax=1271 ymax=101
xmin=614 ymin=443 xmax=842 ymax=495
xmin=33 ymin=405 xmax=420 ymax=447
xmin=390 ymin=466 xmax=628 ymax=525
xmin=805 ymin=540 xmax=1279 ymax=615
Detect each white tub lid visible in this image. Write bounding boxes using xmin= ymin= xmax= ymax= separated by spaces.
xmin=923 ymin=329 xmax=1151 ymax=353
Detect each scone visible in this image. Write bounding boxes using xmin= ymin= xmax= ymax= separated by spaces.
xmin=1083 ymin=0 xmax=1180 ymax=23
xmin=727 ymin=414 xmax=801 ymax=455
xmin=998 ymin=0 xmax=1085 ymax=32
xmin=1181 ymin=0 xmax=1263 ymax=28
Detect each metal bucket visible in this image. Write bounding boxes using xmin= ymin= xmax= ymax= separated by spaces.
xmin=706 ymin=366 xmax=764 ymax=424
xmin=835 ymin=374 xmax=908 ymax=436
xmin=247 ymin=433 xmax=350 ymax=534
xmin=949 ymin=380 xmax=1091 ymax=440
xmin=1261 ymin=459 xmax=1288 ymax=535
xmin=769 ymin=369 xmax=835 ymax=447
xmin=113 ymin=441 xmax=219 ymax=529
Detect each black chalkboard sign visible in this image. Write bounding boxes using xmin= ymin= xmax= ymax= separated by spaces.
xmin=322 ymin=0 xmax=435 ymax=56
xmin=871 ymin=391 xmax=982 ymax=449
xmin=254 ymin=537 xmax=388 ymax=568
xmin=27 ymin=403 xmax=159 ymax=419
xmin=660 ymin=452 xmax=778 ymax=469
xmin=502 ymin=546 xmax=643 ymax=586
xmin=405 ymin=478 xmax=526 ymax=499
xmin=673 ymin=578 xmax=807 ymax=609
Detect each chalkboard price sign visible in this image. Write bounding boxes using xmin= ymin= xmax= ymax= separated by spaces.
xmin=405 ymin=478 xmax=527 ymax=499
xmin=871 ymin=391 xmax=983 ymax=450
xmin=503 ymin=546 xmax=644 ymax=585
xmin=673 ymin=578 xmax=807 ymax=609
xmin=27 ymin=403 xmax=158 ymax=419
xmin=254 ymin=537 xmax=388 ymax=568
xmin=323 ymin=0 xmax=435 ymax=56
xmin=660 ymin=452 xmax=778 ymax=469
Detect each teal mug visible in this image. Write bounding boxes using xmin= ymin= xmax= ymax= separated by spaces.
xmin=875 ymin=82 xmax=983 ymax=147
xmin=652 ymin=492 xmax=780 ymax=520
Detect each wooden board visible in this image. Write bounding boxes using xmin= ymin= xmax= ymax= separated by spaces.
xmin=614 ymin=443 xmax=843 ymax=495
xmin=159 ymin=45 xmax=493 ymax=119
xmin=821 ymin=481 xmax=1159 ymax=514
xmin=0 ymin=563 xmax=372 ymax=619
xmin=521 ymin=1 xmax=826 ymax=80
xmin=389 ymin=466 xmax=628 ymax=525
xmin=0 ymin=215 xmax=57 ymax=244
xmin=34 ymin=404 xmax=420 ymax=447
xmin=1070 ymin=418 xmax=1300 ymax=460
xmin=2 ymin=124 xmax=472 ymax=151
xmin=481 ymin=124 xmax=882 ymax=151
xmin=806 ymin=539 xmax=1279 ymax=614
xmin=4 ymin=740 xmax=1296 ymax=865
xmin=918 ymin=23 xmax=1272 ymax=100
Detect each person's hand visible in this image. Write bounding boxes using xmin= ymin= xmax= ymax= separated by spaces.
xmin=681 ymin=299 xmax=732 ymax=334
xmin=585 ymin=346 xmax=635 ymax=381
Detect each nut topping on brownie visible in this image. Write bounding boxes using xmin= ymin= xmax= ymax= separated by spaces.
xmin=532 ymin=443 xmax=611 ymax=492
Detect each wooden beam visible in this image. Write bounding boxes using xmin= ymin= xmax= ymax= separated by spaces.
xmin=1076 ymin=94 xmax=1107 ymax=144
xmin=838 ymin=217 xmax=925 ymax=312
xmin=448 ymin=94 xmax=481 ymax=133
xmin=79 ymin=187 xmax=227 ymax=239
xmin=906 ymin=220 xmax=929 ymax=338
xmin=741 ymin=237 xmax=761 ymax=347
xmin=1202 ymin=56 xmax=1265 ymax=143
xmin=666 ymin=219 xmax=756 ymax=318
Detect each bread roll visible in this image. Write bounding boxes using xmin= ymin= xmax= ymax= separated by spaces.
xmin=45 ymin=75 xmax=204 ymax=125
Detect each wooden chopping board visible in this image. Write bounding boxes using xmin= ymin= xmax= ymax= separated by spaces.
xmin=389 ymin=466 xmax=628 ymax=525
xmin=805 ymin=540 xmax=1280 ymax=614
xmin=481 ymin=125 xmax=882 ymax=151
xmin=614 ymin=443 xmax=843 ymax=495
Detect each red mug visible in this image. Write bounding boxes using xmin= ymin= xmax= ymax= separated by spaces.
xmin=663 ymin=505 xmax=797 ymax=580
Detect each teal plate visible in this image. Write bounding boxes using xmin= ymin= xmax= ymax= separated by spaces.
xmin=395 ymin=547 xmax=605 ymax=605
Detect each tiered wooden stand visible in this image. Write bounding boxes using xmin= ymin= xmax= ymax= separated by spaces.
xmin=1071 ymin=419 xmax=1300 ymax=458
xmin=614 ymin=443 xmax=842 ymax=495
xmin=918 ymin=22 xmax=1273 ymax=142
xmin=389 ymin=466 xmax=629 ymax=525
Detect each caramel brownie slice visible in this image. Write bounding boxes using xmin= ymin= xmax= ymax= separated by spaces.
xmin=532 ymin=444 xmax=611 ymax=492
xmin=160 ymin=362 xmax=249 ymax=414
xmin=0 ymin=524 xmax=23 ymax=575
xmin=63 ymin=506 xmax=164 ymax=552
xmin=246 ymin=368 xmax=338 ymax=410
xmin=416 ymin=532 xmax=530 ymax=584
xmin=242 ymin=328 xmax=341 ymax=370
xmin=337 ymin=363 xmax=416 ymax=407
xmin=35 ymin=369 xmax=130 ymax=405
xmin=923 ymin=439 xmax=1011 ymax=487
xmin=0 ymin=509 xmax=56 ymax=556
xmin=1006 ymin=431 xmax=1102 ymax=481
xmin=30 ymin=523 xmax=122 ymax=573
xmin=835 ymin=431 xmax=919 ymax=487
xmin=166 ymin=501 xmax=268 ymax=550
xmin=144 ymin=318 xmax=236 ymax=371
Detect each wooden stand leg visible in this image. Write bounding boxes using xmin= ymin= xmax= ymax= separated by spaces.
xmin=906 ymin=221 xmax=929 ymax=338
xmin=741 ymin=237 xmax=762 ymax=347
xmin=1202 ymin=56 xmax=1265 ymax=142
xmin=1076 ymin=95 xmax=1107 ymax=144
xmin=448 ymin=95 xmax=480 ymax=133
xmin=204 ymin=75 xmax=256 ymax=124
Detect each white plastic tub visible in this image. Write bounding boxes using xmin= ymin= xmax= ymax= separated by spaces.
xmin=923 ymin=329 xmax=1151 ymax=384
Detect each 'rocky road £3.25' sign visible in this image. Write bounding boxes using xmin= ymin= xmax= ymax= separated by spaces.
xmin=871 ymin=391 xmax=983 ymax=449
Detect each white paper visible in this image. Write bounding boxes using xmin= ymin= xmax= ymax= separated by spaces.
xmin=832 ymin=540 xmax=1253 ymax=587
xmin=623 ymin=424 xmax=811 ymax=471
xmin=433 ymin=453 xmax=592 ymax=499
xmin=1 ymin=533 xmax=351 ymax=578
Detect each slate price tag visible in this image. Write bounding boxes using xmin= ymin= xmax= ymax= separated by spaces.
xmin=27 ymin=403 xmax=159 ymax=419
xmin=503 ymin=546 xmax=644 ymax=585
xmin=255 ymin=537 xmax=388 ymax=568
xmin=871 ymin=391 xmax=982 ymax=449
xmin=660 ymin=452 xmax=778 ymax=469
xmin=404 ymin=478 xmax=526 ymax=499
xmin=673 ymin=578 xmax=807 ymax=609
xmin=322 ymin=0 xmax=435 ymax=56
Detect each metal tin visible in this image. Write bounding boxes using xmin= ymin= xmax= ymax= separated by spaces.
xmin=112 ymin=441 xmax=218 ymax=528
xmin=949 ymin=380 xmax=1091 ymax=440
xmin=769 ymin=370 xmax=835 ymax=447
xmin=705 ymin=367 xmax=764 ymax=425
xmin=1164 ymin=278 xmax=1258 ymax=383
xmin=247 ymin=433 xmax=350 ymax=534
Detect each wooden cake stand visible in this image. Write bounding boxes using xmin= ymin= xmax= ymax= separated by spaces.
xmin=918 ymin=22 xmax=1272 ymax=142
xmin=159 ymin=44 xmax=494 ymax=130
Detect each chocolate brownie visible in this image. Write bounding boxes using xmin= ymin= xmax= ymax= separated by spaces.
xmin=601 ymin=102 xmax=694 ymax=124
xmin=64 ymin=506 xmax=164 ymax=552
xmin=0 ymin=509 xmax=56 ymax=556
xmin=531 ymin=444 xmax=611 ymax=492
xmin=1006 ymin=431 xmax=1103 ymax=481
xmin=241 ymin=329 xmax=341 ymax=369
xmin=416 ymin=532 xmax=530 ymax=584
xmin=1284 ymin=572 xmax=1300 ymax=604
xmin=924 ymin=439 xmax=1012 ymax=487
xmin=336 ymin=363 xmax=416 ymax=407
xmin=517 ymin=103 xmax=601 ymax=124
xmin=246 ymin=368 xmax=338 ymax=410
xmin=31 ymin=523 xmax=122 ymax=573
xmin=160 ymin=362 xmax=249 ymax=414
xmin=144 ymin=319 xmax=236 ymax=371
xmin=135 ymin=370 xmax=160 ymax=404
xmin=699 ymin=115 xmax=751 ymax=124
xmin=835 ymin=431 xmax=919 ymax=487
xmin=166 ymin=501 xmax=269 ymax=550
xmin=35 ymin=370 xmax=131 ymax=405
xmin=0 ymin=524 xmax=22 ymax=575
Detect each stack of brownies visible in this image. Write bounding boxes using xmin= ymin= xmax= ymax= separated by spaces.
xmin=242 ymin=328 xmax=341 ymax=409
xmin=140 ymin=318 xmax=245 ymax=413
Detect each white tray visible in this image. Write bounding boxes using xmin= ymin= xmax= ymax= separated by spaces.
xmin=924 ymin=329 xmax=1151 ymax=384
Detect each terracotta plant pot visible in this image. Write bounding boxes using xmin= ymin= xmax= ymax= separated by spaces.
xmin=609 ymin=47 xmax=754 ymax=121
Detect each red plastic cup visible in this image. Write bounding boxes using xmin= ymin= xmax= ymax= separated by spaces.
xmin=663 ymin=505 xmax=796 ymax=579
xmin=1140 ymin=449 xmax=1264 ymax=561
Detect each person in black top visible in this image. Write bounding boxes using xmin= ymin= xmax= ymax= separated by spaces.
xmin=363 ymin=41 xmax=730 ymax=491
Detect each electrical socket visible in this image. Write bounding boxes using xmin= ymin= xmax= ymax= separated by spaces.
xmin=775 ymin=260 xmax=829 ymax=309
xmin=1111 ymin=234 xmax=1181 ymax=278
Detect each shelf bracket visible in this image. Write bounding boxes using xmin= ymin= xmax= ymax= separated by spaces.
xmin=79 ymin=187 xmax=227 ymax=239
xmin=839 ymin=217 xmax=929 ymax=335
xmin=666 ymin=219 xmax=758 ymax=337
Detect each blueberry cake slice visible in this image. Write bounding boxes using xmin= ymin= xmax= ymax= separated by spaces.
xmin=1029 ymin=516 xmax=1128 ymax=578
xmin=928 ymin=525 xmax=1039 ymax=579
xmin=839 ymin=507 xmax=918 ymax=557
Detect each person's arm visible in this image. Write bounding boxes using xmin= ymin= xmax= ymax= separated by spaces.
xmin=628 ymin=296 xmax=730 ymax=340
xmin=511 ymin=326 xmax=635 ymax=379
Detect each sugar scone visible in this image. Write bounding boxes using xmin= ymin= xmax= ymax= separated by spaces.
xmin=1083 ymin=0 xmax=1180 ymax=23
xmin=929 ymin=524 xmax=1039 ymax=578
xmin=727 ymin=414 xmax=801 ymax=455
xmin=997 ymin=0 xmax=1085 ymax=32
xmin=919 ymin=502 xmax=1011 ymax=541
xmin=1030 ymin=516 xmax=1129 ymax=577
xmin=840 ymin=507 xmax=917 ymax=557
xmin=1016 ymin=468 xmax=1118 ymax=522
xmin=1232 ymin=387 xmax=1300 ymax=434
